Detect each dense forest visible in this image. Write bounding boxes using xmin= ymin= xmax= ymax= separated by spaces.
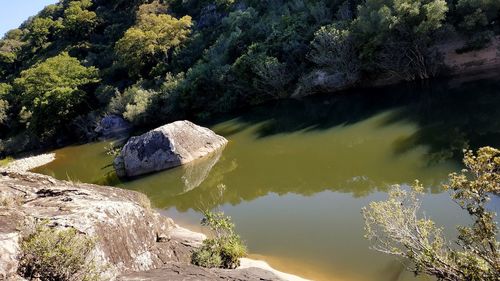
xmin=0 ymin=0 xmax=498 ymax=154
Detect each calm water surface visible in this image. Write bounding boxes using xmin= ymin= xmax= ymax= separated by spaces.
xmin=34 ymin=75 xmax=500 ymax=281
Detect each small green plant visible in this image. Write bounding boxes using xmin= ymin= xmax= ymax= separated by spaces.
xmin=18 ymin=221 xmax=100 ymax=281
xmin=104 ymin=142 xmax=121 ymax=157
xmin=191 ymin=210 xmax=247 ymax=269
xmin=0 ymin=156 xmax=14 ymax=167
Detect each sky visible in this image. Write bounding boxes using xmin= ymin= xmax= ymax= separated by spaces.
xmin=0 ymin=0 xmax=58 ymax=37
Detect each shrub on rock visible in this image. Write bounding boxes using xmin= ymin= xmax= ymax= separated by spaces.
xmin=18 ymin=222 xmax=99 ymax=281
xmin=192 ymin=210 xmax=247 ymax=269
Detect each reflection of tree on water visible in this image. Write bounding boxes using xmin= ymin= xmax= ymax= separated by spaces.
xmin=194 ymin=183 xmax=228 ymax=212
xmin=384 ymin=77 xmax=500 ymax=164
xmin=209 ymin=72 xmax=500 ymax=165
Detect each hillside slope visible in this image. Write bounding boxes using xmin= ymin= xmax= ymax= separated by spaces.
xmin=0 ymin=0 xmax=499 ymax=154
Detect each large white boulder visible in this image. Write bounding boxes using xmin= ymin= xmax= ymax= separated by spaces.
xmin=114 ymin=121 xmax=228 ymax=177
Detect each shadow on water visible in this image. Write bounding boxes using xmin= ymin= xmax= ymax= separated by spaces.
xmin=383 ymin=77 xmax=500 ymax=163
xmin=208 ymin=71 xmax=500 ymax=164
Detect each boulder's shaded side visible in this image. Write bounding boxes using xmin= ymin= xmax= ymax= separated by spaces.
xmin=0 ymin=170 xmax=284 ymax=281
xmin=114 ymin=121 xmax=228 ymax=177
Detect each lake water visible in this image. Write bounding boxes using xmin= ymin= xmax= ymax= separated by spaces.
xmin=33 ymin=74 xmax=500 ymax=281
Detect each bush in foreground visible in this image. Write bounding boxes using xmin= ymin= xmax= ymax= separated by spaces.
xmin=363 ymin=147 xmax=499 ymax=281
xmin=192 ymin=210 xmax=247 ymax=269
xmin=18 ymin=222 xmax=100 ymax=281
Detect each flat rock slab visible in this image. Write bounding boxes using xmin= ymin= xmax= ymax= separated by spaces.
xmin=118 ymin=262 xmax=283 ymax=281
xmin=114 ymin=121 xmax=228 ymax=177
xmin=0 ymin=170 xmax=193 ymax=279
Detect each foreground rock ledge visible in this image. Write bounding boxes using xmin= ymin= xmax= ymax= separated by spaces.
xmin=114 ymin=120 xmax=228 ymax=177
xmin=0 ymin=170 xmax=288 ymax=281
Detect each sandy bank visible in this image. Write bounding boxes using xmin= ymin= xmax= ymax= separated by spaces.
xmin=5 ymin=153 xmax=55 ymax=172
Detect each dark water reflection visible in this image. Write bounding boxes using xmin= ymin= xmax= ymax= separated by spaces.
xmin=211 ymin=74 xmax=500 ymax=163
xmin=33 ymin=72 xmax=500 ymax=281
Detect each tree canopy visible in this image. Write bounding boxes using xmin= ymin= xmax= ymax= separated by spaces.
xmin=115 ymin=8 xmax=192 ymax=77
xmin=13 ymin=52 xmax=99 ymax=138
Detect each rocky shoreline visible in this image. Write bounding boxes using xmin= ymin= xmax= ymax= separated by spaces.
xmin=0 ymin=168 xmax=309 ymax=281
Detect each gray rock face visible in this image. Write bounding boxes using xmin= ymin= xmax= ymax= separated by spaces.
xmin=114 ymin=121 xmax=228 ymax=177
xmin=0 ymin=170 xmax=194 ymax=280
xmin=95 ymin=115 xmax=132 ymax=139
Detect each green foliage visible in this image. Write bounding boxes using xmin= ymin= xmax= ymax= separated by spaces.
xmin=18 ymin=222 xmax=100 ymax=281
xmin=0 ymin=83 xmax=12 ymax=95
xmin=0 ymin=156 xmax=13 ymax=167
xmin=62 ymin=0 xmax=98 ymax=39
xmin=451 ymin=0 xmax=500 ymax=49
xmin=122 ymin=86 xmax=156 ymax=126
xmin=94 ymin=84 xmax=118 ymax=106
xmin=0 ymin=84 xmax=11 ymax=125
xmin=144 ymin=72 xmax=185 ymax=123
xmin=191 ymin=239 xmax=224 ymax=268
xmin=13 ymin=52 xmax=99 ymax=138
xmin=455 ymin=0 xmax=500 ymax=33
xmin=216 ymin=0 xmax=236 ymax=9
xmin=363 ymin=147 xmax=499 ymax=281
xmin=0 ymin=29 xmax=24 ymax=73
xmin=309 ymin=23 xmax=360 ymax=81
xmin=0 ymin=99 xmax=10 ymax=126
xmin=354 ymin=0 xmax=448 ymax=40
xmin=353 ymin=0 xmax=448 ymax=80
xmin=192 ymin=210 xmax=247 ymax=269
xmin=115 ymin=4 xmax=192 ymax=77
xmin=253 ymin=55 xmax=292 ymax=99
xmin=107 ymin=75 xmax=185 ymax=128
xmin=25 ymin=17 xmax=62 ymax=49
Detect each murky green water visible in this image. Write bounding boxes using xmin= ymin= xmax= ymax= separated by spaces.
xmin=34 ymin=74 xmax=500 ymax=281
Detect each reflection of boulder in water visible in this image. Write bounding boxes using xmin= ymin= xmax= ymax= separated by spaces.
xmin=180 ymin=147 xmax=224 ymax=193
